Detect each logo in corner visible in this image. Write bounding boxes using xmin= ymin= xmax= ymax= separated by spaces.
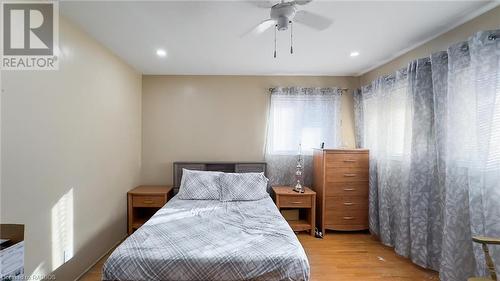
xmin=1 ymin=1 xmax=59 ymax=70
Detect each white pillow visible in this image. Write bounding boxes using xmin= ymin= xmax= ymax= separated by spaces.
xmin=220 ymin=172 xmax=269 ymax=201
xmin=177 ymin=169 xmax=221 ymax=200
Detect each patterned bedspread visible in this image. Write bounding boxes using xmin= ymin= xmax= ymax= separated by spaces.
xmin=102 ymin=196 xmax=310 ymax=281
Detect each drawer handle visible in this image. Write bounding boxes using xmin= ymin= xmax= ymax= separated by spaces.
xmin=343 ymin=202 xmax=354 ymax=206
xmin=290 ymin=201 xmax=304 ymax=204
xmin=143 ymin=199 xmax=154 ymax=204
xmin=343 ymin=216 xmax=355 ymax=220
xmin=343 ymin=159 xmax=356 ymax=163
xmin=344 ymin=173 xmax=357 ymax=177
xmin=343 ymin=188 xmax=356 ymax=191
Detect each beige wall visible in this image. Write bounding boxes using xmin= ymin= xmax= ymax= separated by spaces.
xmin=360 ymin=5 xmax=500 ymax=85
xmin=0 ymin=17 xmax=142 ymax=281
xmin=141 ymin=75 xmax=359 ymax=185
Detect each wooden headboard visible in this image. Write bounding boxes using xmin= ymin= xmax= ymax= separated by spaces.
xmin=173 ymin=161 xmax=267 ymax=192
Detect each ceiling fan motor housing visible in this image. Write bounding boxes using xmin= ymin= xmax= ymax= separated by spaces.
xmin=270 ymin=3 xmax=296 ymax=31
xmin=276 ymin=16 xmax=290 ymax=30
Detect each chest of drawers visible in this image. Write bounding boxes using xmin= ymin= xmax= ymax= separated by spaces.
xmin=312 ymin=149 xmax=369 ymax=233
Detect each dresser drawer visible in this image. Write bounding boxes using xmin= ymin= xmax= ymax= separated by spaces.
xmin=326 ymin=209 xmax=368 ymax=225
xmin=326 ymin=168 xmax=368 ymax=182
xmin=325 ymin=153 xmax=368 ymax=168
xmin=326 ymin=196 xmax=368 ymax=211
xmin=132 ymin=195 xmax=166 ymax=207
xmin=325 ymin=181 xmax=368 ymax=196
xmin=278 ymin=195 xmax=312 ymax=208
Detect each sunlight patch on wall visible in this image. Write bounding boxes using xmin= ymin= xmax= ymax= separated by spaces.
xmin=30 ymin=262 xmax=54 ymax=280
xmin=51 ymin=188 xmax=74 ymax=270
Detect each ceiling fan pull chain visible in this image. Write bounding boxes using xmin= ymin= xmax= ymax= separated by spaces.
xmin=274 ymin=25 xmax=277 ymax=58
xmin=290 ymin=21 xmax=294 ymax=54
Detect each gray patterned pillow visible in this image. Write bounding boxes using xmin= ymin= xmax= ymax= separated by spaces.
xmin=177 ymin=169 xmax=221 ymax=200
xmin=220 ymin=172 xmax=269 ymax=201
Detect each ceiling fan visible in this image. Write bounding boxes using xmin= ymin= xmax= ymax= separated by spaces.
xmin=243 ymin=0 xmax=333 ymax=58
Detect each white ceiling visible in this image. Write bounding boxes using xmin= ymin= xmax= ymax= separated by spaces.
xmin=61 ymin=1 xmax=498 ymax=76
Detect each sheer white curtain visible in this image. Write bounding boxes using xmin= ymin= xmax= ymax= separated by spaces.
xmin=265 ymin=87 xmax=342 ymax=186
xmin=358 ymin=69 xmax=416 ymax=256
xmin=439 ymin=32 xmax=500 ymax=280
xmin=355 ymin=30 xmax=500 ymax=281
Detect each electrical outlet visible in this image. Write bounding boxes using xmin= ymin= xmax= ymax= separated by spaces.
xmin=63 ymin=249 xmax=73 ymax=263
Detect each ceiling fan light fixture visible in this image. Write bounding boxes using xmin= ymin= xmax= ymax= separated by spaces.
xmin=276 ymin=16 xmax=290 ymax=31
xmin=243 ymin=0 xmax=333 ymax=57
xmin=156 ymin=49 xmax=167 ymax=58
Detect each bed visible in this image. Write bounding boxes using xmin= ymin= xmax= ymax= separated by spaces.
xmin=102 ymin=162 xmax=310 ymax=281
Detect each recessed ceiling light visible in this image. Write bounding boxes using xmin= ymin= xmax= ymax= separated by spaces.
xmin=350 ymin=51 xmax=360 ymax=57
xmin=156 ymin=49 xmax=167 ymax=57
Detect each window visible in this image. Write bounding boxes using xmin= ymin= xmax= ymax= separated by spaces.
xmin=387 ymin=85 xmax=408 ymax=157
xmin=265 ymin=88 xmax=341 ymax=155
xmin=362 ymin=81 xmax=409 ymax=159
xmin=485 ymin=77 xmax=500 ymax=170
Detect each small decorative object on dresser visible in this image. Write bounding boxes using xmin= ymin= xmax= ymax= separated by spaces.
xmin=127 ymin=185 xmax=174 ymax=234
xmin=272 ymin=186 xmax=316 ymax=236
xmin=312 ymin=149 xmax=369 ymax=234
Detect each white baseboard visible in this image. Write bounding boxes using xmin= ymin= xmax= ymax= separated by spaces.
xmin=73 ymin=234 xmax=127 ymax=281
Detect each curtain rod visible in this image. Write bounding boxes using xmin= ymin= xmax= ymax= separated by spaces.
xmin=268 ymin=87 xmax=350 ymax=94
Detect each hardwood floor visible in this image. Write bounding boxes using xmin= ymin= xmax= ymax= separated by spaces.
xmin=79 ymin=232 xmax=439 ymax=281
xmin=299 ymin=232 xmax=438 ymax=281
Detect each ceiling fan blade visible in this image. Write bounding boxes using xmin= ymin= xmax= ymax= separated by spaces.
xmin=241 ymin=19 xmax=276 ymax=37
xmin=290 ymin=0 xmax=313 ymax=5
xmin=245 ymin=1 xmax=276 ymax=9
xmin=294 ymin=10 xmax=333 ymax=31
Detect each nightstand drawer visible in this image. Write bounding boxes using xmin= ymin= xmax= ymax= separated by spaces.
xmin=279 ymin=195 xmax=312 ymax=208
xmin=132 ymin=195 xmax=166 ymax=207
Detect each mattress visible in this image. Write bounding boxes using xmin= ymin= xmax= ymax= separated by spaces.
xmin=102 ymin=196 xmax=310 ymax=281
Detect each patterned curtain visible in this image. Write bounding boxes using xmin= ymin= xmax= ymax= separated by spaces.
xmin=352 ymin=89 xmax=364 ymax=149
xmin=265 ymin=87 xmax=342 ymax=186
xmin=354 ymin=29 xmax=500 ymax=281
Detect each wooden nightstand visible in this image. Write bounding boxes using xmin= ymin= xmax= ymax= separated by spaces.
xmin=127 ymin=185 xmax=173 ymax=234
xmin=272 ymin=186 xmax=316 ymax=236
